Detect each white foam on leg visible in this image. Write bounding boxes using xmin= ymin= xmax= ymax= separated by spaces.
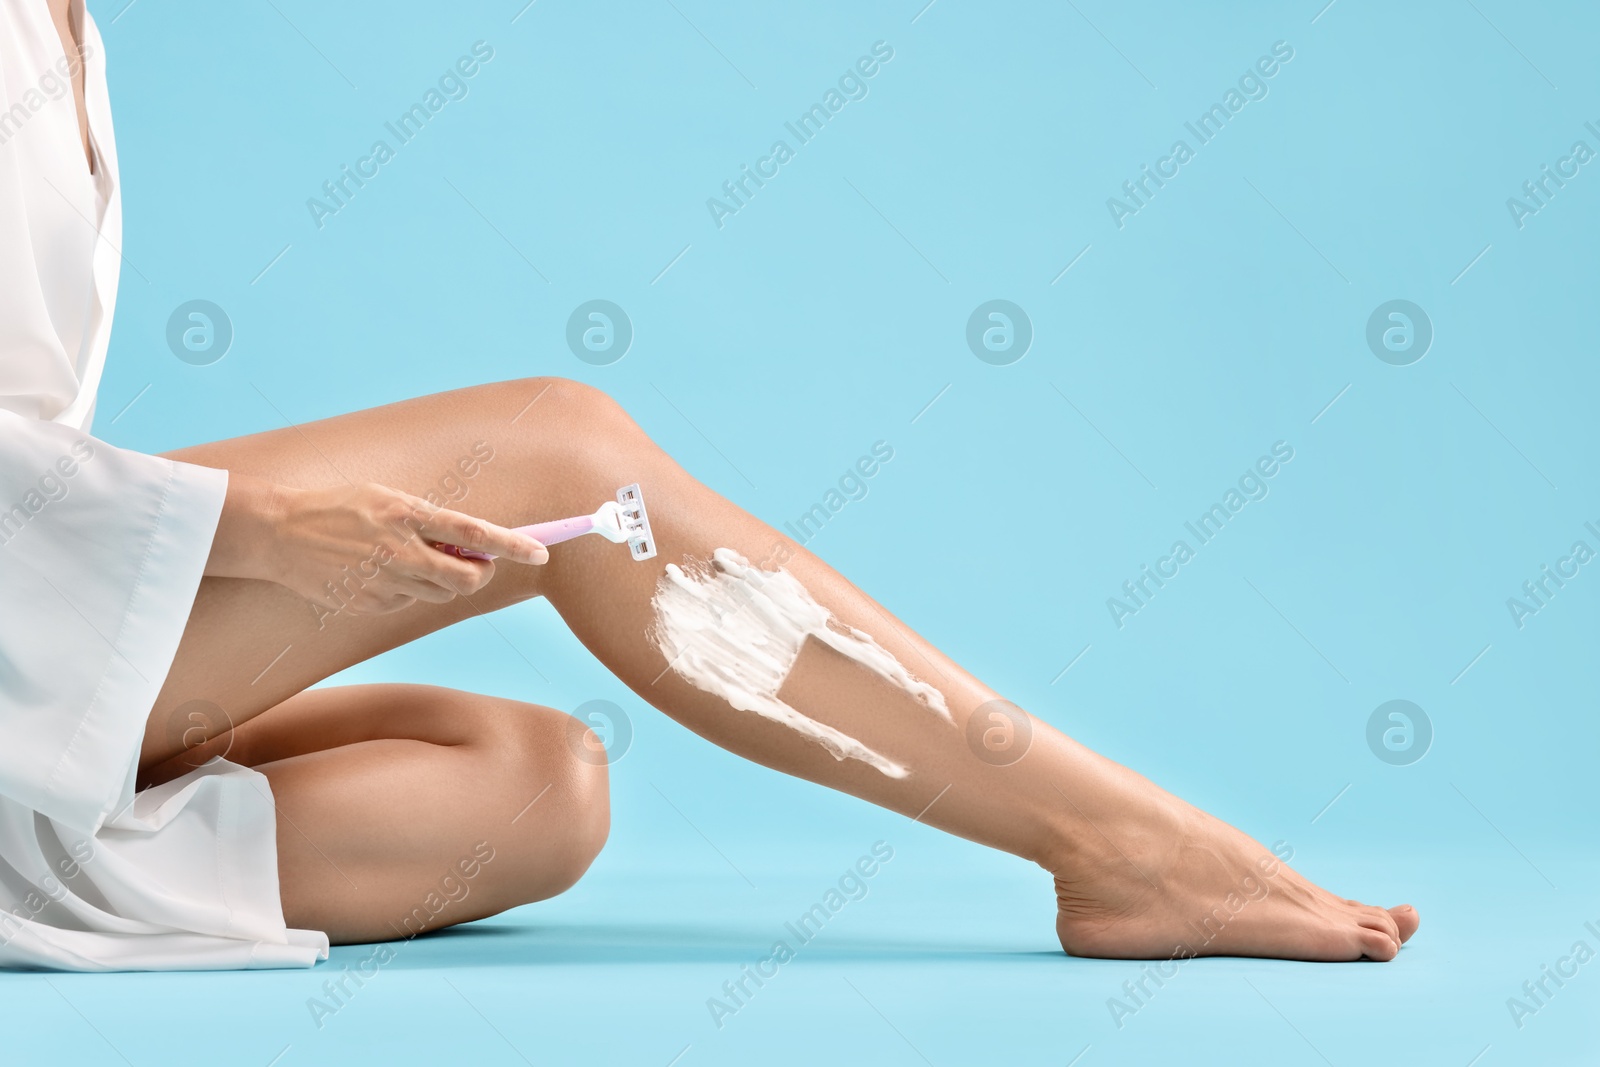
xmin=649 ymin=548 xmax=951 ymax=778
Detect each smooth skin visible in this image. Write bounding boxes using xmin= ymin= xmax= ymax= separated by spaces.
xmin=140 ymin=378 xmax=1418 ymax=960
xmin=48 ymin=2 xmax=1416 ymax=961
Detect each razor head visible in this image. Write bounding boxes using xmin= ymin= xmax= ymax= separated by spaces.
xmin=615 ymin=483 xmax=656 ymax=561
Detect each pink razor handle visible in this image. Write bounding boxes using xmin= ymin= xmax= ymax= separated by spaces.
xmin=439 ymin=484 xmax=657 ymax=563
xmin=448 ymin=516 xmax=596 ymax=562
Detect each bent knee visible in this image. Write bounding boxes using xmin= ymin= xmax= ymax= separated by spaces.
xmin=479 ymin=704 xmax=611 ymax=899
xmin=501 ymin=376 xmax=636 ymax=439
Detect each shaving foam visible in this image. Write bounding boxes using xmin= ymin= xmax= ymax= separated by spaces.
xmin=649 ymin=548 xmax=950 ymax=778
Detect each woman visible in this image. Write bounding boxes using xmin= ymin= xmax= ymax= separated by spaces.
xmin=0 ymin=0 xmax=1417 ymax=970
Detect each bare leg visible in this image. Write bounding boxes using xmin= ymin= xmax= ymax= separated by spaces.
xmin=145 ymin=684 xmax=608 ymax=943
xmin=148 ymin=377 xmax=1418 ymax=960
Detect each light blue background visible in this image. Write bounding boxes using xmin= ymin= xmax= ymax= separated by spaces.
xmin=8 ymin=0 xmax=1598 ymax=1064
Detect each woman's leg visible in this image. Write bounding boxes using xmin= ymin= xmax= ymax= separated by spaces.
xmin=146 ymin=683 xmax=609 ymax=943
xmin=149 ymin=376 xmax=1418 ymax=960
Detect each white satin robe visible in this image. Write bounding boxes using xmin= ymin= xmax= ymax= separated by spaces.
xmin=0 ymin=0 xmax=327 ymax=969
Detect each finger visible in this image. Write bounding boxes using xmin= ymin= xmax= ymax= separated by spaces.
xmin=402 ymin=559 xmax=491 ymax=602
xmin=383 ymin=593 xmax=420 ymax=613
xmin=395 ymin=576 xmax=461 ymax=605
xmin=431 ymin=540 xmax=494 ymax=563
xmin=347 ymin=592 xmax=417 ymax=615
xmin=415 ymin=507 xmax=548 ymax=564
xmin=407 ymin=545 xmax=497 ymax=596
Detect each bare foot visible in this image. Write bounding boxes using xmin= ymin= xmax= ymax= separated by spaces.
xmin=1049 ymin=786 xmax=1419 ymax=961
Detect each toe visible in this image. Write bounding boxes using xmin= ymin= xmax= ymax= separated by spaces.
xmin=1356 ymin=925 xmax=1399 ymax=961
xmin=1389 ymin=904 xmax=1420 ymax=944
xmin=1356 ymin=905 xmax=1400 ymax=944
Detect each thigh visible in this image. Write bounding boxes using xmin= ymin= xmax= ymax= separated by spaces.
xmin=178 ymin=683 xmax=610 ymax=944
xmin=141 ymin=376 xmax=678 ymax=771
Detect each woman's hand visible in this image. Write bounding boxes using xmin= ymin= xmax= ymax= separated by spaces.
xmin=206 ymin=473 xmax=547 ymax=614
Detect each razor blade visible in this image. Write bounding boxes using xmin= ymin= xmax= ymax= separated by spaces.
xmin=610 ymin=483 xmax=658 ymax=561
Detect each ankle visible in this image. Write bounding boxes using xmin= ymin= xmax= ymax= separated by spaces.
xmin=1034 ymin=781 xmax=1193 ymax=881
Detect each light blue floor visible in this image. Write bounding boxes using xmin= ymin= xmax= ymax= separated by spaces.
xmin=34 ymin=0 xmax=1600 ymax=1063
xmin=8 ymin=836 xmax=1599 ymax=1065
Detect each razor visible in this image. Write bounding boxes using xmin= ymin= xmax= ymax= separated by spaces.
xmin=445 ymin=483 xmax=657 ymax=562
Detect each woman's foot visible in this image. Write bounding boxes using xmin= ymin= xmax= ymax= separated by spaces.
xmin=1048 ymin=783 xmax=1419 ymax=961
